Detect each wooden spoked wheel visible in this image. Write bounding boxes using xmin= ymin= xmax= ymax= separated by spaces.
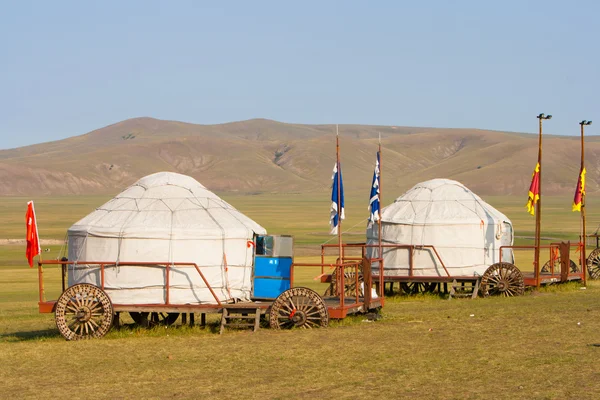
xmin=323 ymin=268 xmax=363 ymax=297
xmin=541 ymin=258 xmax=579 ymax=274
xmin=55 ymin=284 xmax=113 ymax=340
xmin=480 ymin=263 xmax=525 ymax=297
xmin=129 ymin=312 xmax=180 ymax=327
xmin=586 ymin=248 xmax=600 ymax=279
xmin=400 ymin=282 xmax=437 ymax=295
xmin=269 ymin=287 xmax=329 ymax=329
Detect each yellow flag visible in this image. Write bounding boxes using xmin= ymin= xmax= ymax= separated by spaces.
xmin=526 ymin=163 xmax=540 ymax=216
xmin=572 ymin=167 xmax=586 ymax=212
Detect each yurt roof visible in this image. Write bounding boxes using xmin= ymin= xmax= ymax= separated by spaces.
xmin=68 ymin=172 xmax=266 ymax=239
xmin=381 ymin=179 xmax=511 ymax=225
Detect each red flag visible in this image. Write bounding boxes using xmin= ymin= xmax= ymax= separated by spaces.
xmin=526 ymin=163 xmax=540 ymax=216
xmin=25 ymin=201 xmax=41 ymax=267
xmin=573 ymin=167 xmax=586 ymax=212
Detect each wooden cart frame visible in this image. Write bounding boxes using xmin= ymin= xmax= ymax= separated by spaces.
xmin=35 ymin=256 xmax=384 ymax=340
xmin=321 ymin=241 xmax=584 ymax=298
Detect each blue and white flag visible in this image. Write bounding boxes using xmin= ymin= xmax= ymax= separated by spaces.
xmin=368 ymin=151 xmax=380 ymax=228
xmin=330 ymin=161 xmax=345 ymax=234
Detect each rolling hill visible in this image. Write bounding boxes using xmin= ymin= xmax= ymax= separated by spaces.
xmin=0 ymin=117 xmax=597 ymax=199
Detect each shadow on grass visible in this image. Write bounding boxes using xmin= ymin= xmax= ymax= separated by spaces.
xmin=109 ymin=321 xmax=225 ymax=337
xmin=384 ymin=291 xmax=450 ymax=301
xmin=1 ymin=320 xmax=228 ymax=342
xmin=1 ymin=328 xmax=62 ymax=342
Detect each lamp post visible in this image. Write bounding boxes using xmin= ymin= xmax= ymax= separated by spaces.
xmin=534 ymin=113 xmax=552 ymax=287
xmin=579 ymin=120 xmax=592 ymax=285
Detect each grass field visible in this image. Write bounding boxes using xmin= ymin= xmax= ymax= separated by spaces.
xmin=2 ymin=194 xmax=600 ymax=399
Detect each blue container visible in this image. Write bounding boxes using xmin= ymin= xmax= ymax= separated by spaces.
xmin=253 ymin=257 xmax=292 ymax=299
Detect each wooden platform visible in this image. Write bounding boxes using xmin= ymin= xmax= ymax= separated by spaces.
xmin=522 ymin=272 xmax=583 ymax=286
xmin=373 ymin=272 xmax=584 ymax=288
xmin=109 ymin=296 xmax=380 ymax=319
xmin=373 ymin=275 xmax=478 ymax=283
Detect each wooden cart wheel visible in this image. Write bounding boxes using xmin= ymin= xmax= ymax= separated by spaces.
xmin=269 ymin=287 xmax=329 ymax=329
xmin=400 ymin=282 xmax=437 ymax=295
xmin=55 ymin=283 xmax=113 ymax=340
xmin=400 ymin=282 xmax=419 ymax=294
xmin=480 ymin=263 xmax=525 ymax=297
xmin=129 ymin=312 xmax=180 ymax=327
xmin=586 ymin=248 xmax=600 ymax=279
xmin=541 ymin=258 xmax=579 ymax=274
xmin=322 ymin=268 xmax=363 ymax=297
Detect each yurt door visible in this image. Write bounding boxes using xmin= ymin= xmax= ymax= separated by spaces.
xmin=252 ymin=235 xmax=294 ymax=299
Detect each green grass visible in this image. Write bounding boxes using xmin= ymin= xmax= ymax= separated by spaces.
xmin=2 ymin=194 xmax=600 ymax=399
xmin=6 ymin=193 xmax=599 ymax=250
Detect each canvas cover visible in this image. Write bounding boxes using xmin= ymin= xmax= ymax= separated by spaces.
xmin=367 ymin=179 xmax=513 ymax=277
xmin=67 ymin=172 xmax=266 ymax=305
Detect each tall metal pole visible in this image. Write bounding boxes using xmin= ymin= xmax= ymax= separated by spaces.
xmin=534 ymin=113 xmax=552 ymax=287
xmin=378 ymin=134 xmax=384 ymax=298
xmin=534 ymin=115 xmax=543 ymax=288
xmin=378 ymin=133 xmax=382 ymax=261
xmin=336 ymin=125 xmax=342 ymax=262
xmin=580 ymin=120 xmax=590 ymax=285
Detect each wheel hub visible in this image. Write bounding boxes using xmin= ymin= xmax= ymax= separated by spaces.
xmin=75 ymin=306 xmax=92 ymax=322
xmin=291 ymin=310 xmax=307 ymax=326
xmin=497 ymin=280 xmax=507 ymax=291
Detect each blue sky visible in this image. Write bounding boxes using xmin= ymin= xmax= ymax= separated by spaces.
xmin=1 ymin=0 xmax=598 ymax=149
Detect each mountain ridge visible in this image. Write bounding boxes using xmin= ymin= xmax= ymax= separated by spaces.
xmin=0 ymin=117 xmax=596 ymax=199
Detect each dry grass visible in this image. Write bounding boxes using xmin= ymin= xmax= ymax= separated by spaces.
xmin=2 ymin=194 xmax=600 ymax=399
xmin=2 ymin=261 xmax=600 ymax=399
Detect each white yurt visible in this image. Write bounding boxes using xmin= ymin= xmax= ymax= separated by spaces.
xmin=367 ymin=179 xmax=513 ymax=277
xmin=67 ymin=172 xmax=266 ymax=305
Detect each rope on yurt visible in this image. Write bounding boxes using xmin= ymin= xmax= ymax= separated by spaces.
xmin=214 ymin=197 xmax=259 ymax=300
xmin=416 ymin=188 xmax=436 ymax=268
xmin=168 ymin=202 xmax=175 ymax=301
xmin=223 ymin=253 xmax=233 ymax=300
xmin=192 ymin=194 xmax=231 ymax=301
xmin=58 ymin=231 xmax=68 ymax=260
xmin=114 ymin=196 xmax=148 ymax=268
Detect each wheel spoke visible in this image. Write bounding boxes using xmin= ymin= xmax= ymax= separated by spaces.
xmin=65 ymin=304 xmax=79 ymax=313
xmin=89 ymin=303 xmax=103 ymax=312
xmin=277 ymin=307 xmax=291 ymax=317
xmin=278 ymin=319 xmax=294 ymax=328
xmin=83 ymin=294 xmax=92 ymax=308
xmin=305 ymin=309 xmax=322 ymax=317
xmin=303 ymin=304 xmax=317 ymax=314
xmin=306 ymin=319 xmax=320 ymax=327
xmin=281 ymin=301 xmax=295 ymax=314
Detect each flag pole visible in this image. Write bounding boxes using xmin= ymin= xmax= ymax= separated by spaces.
xmin=534 ymin=115 xmax=543 ymax=288
xmin=378 ymin=133 xmax=382 ymax=262
xmin=336 ymin=124 xmax=342 ymax=262
xmin=378 ymin=133 xmax=383 ymax=298
xmin=580 ymin=120 xmax=589 ymax=285
xmin=534 ymin=113 xmax=551 ymax=288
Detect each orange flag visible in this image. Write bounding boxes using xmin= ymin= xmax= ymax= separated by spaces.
xmin=572 ymin=167 xmax=586 ymax=212
xmin=25 ymin=201 xmax=41 ymax=267
xmin=526 ymin=163 xmax=540 ymax=216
